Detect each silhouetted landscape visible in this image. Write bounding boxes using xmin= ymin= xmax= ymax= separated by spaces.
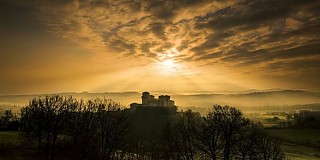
xmin=1 ymin=91 xmax=320 ymax=159
xmin=1 ymin=90 xmax=320 ymax=112
xmin=1 ymin=0 xmax=320 ymax=159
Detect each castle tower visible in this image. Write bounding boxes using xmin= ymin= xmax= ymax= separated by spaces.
xmin=142 ymin=92 xmax=150 ymax=105
xmin=159 ymin=95 xmax=170 ymax=107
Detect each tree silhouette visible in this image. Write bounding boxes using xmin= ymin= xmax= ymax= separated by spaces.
xmin=19 ymin=95 xmax=286 ymax=160
xmin=20 ymin=96 xmax=128 ymax=160
xmin=196 ymin=105 xmax=249 ymax=159
xmin=64 ymin=99 xmax=99 ymax=160
xmin=168 ymin=110 xmax=200 ymax=160
xmin=96 ymin=99 xmax=127 ymax=160
xmin=21 ymin=95 xmax=74 ymax=160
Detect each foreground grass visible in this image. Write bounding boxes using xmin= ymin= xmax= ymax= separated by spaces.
xmin=0 ymin=131 xmax=21 ymax=146
xmin=267 ymin=128 xmax=320 ymax=160
xmin=267 ymin=129 xmax=320 ymax=148
xmin=1 ymin=130 xmax=320 ymax=160
xmin=0 ymin=131 xmax=42 ymax=160
xmin=282 ymin=143 xmax=320 ymax=160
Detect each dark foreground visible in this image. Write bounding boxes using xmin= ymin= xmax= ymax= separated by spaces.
xmin=0 ymin=95 xmax=320 ymax=159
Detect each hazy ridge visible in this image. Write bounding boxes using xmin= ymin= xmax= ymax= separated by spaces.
xmin=1 ymin=90 xmax=319 ymax=112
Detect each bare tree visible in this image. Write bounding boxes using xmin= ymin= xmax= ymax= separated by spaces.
xmin=197 ymin=105 xmax=250 ymax=160
xmin=96 ymin=99 xmax=127 ymax=160
xmin=20 ymin=96 xmax=286 ymax=160
xmin=21 ymin=95 xmax=75 ymax=160
xmin=0 ymin=109 xmax=14 ymax=130
xmin=197 ymin=108 xmax=223 ymax=159
xmin=258 ymin=134 xmax=285 ymax=160
xmin=234 ymin=122 xmax=263 ymax=160
xmin=21 ymin=99 xmax=45 ymax=153
xmin=168 ymin=110 xmax=200 ymax=160
xmin=234 ymin=122 xmax=286 ymax=160
xmin=125 ymin=134 xmax=148 ymax=160
xmin=65 ymin=99 xmax=100 ymax=160
xmin=21 ymin=96 xmax=129 ymax=160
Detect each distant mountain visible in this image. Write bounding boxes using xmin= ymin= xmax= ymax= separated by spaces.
xmin=0 ymin=90 xmax=319 ymax=112
xmin=171 ymin=90 xmax=320 ymax=108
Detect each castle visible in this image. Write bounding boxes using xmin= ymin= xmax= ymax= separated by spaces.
xmin=130 ymin=92 xmax=177 ymax=114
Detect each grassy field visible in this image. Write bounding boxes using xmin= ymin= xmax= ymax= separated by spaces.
xmin=245 ymin=113 xmax=287 ymax=127
xmin=282 ymin=143 xmax=320 ymax=160
xmin=267 ymin=129 xmax=320 ymax=148
xmin=0 ymin=131 xmax=22 ymax=160
xmin=0 ymin=131 xmax=21 ymax=146
xmin=1 ymin=130 xmax=320 ymax=159
xmin=0 ymin=131 xmax=41 ymax=160
xmin=267 ymin=129 xmax=320 ymax=159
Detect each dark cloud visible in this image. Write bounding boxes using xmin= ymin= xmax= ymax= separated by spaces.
xmin=108 ymin=39 xmax=136 ymax=55
xmin=190 ymin=31 xmax=235 ymax=53
xmin=186 ymin=0 xmax=320 ymax=72
xmin=148 ymin=22 xmax=168 ymax=40
xmin=195 ymin=51 xmax=224 ymax=61
xmin=267 ymin=59 xmax=320 ymax=73
xmin=144 ymin=0 xmax=209 ymax=21
xmin=222 ymin=42 xmax=320 ymax=67
xmin=140 ymin=42 xmax=158 ymax=58
xmin=177 ymin=40 xmax=189 ymax=52
xmin=1 ymin=0 xmax=320 ymax=92
xmin=196 ymin=0 xmax=319 ymax=31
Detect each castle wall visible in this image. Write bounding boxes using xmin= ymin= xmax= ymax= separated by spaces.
xmin=132 ymin=92 xmax=176 ymax=109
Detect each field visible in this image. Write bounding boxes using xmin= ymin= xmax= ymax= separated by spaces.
xmin=0 ymin=131 xmax=20 ymax=160
xmin=0 ymin=131 xmax=20 ymax=145
xmin=0 ymin=131 xmax=42 ymax=160
xmin=267 ymin=129 xmax=320 ymax=148
xmin=267 ymin=129 xmax=320 ymax=160
xmin=244 ymin=113 xmax=287 ymax=127
xmin=1 ymin=129 xmax=320 ymax=160
xmin=282 ymin=143 xmax=320 ymax=160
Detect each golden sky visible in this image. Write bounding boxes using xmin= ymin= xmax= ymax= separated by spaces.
xmin=0 ymin=0 xmax=319 ymax=95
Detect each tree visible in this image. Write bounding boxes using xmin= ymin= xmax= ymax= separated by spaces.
xmin=21 ymin=95 xmax=75 ymax=160
xmin=0 ymin=109 xmax=14 ymax=130
xmin=234 ymin=122 xmax=286 ymax=160
xmin=21 ymin=96 xmax=129 ymax=160
xmin=167 ymin=110 xmax=200 ymax=160
xmin=96 ymin=99 xmax=128 ymax=160
xmin=64 ymin=99 xmax=100 ymax=160
xmin=197 ymin=105 xmax=250 ymax=160
xmin=258 ymin=134 xmax=285 ymax=160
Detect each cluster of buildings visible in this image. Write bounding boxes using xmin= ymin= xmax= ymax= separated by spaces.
xmin=130 ymin=92 xmax=177 ymax=113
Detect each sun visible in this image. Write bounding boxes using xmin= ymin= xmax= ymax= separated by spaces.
xmin=156 ymin=59 xmax=179 ymax=75
xmin=162 ymin=59 xmax=174 ymax=68
xmin=154 ymin=48 xmax=183 ymax=75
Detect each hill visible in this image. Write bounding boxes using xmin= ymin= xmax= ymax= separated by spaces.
xmin=1 ymin=90 xmax=320 ymax=112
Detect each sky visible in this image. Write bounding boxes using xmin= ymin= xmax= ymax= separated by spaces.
xmin=0 ymin=0 xmax=319 ymax=95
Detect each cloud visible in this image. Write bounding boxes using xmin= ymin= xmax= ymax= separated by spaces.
xmin=6 ymin=0 xmax=320 ymax=81
xmin=107 ymin=39 xmax=136 ymax=55
xmin=22 ymin=0 xmax=233 ymax=60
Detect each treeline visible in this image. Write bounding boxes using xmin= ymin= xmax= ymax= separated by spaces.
xmin=292 ymin=110 xmax=320 ymax=129
xmin=14 ymin=95 xmax=285 ymax=160
xmin=20 ymin=96 xmax=126 ymax=160
xmin=0 ymin=109 xmax=19 ymax=131
xmin=162 ymin=108 xmax=284 ymax=160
